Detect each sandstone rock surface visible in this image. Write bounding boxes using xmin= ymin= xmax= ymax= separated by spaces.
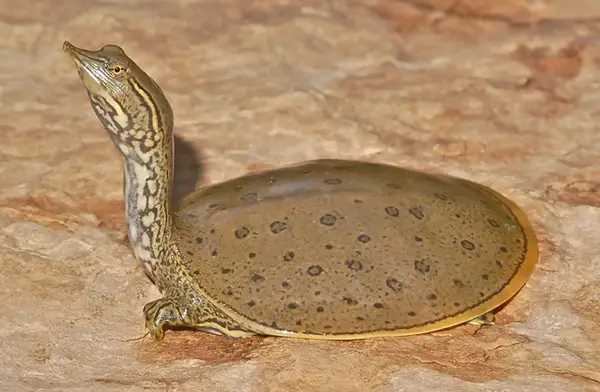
xmin=1 ymin=1 xmax=600 ymax=391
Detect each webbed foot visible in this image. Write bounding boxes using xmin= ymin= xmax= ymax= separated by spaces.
xmin=468 ymin=311 xmax=495 ymax=326
xmin=143 ymin=297 xmax=188 ymax=340
xmin=143 ymin=297 xmax=255 ymax=340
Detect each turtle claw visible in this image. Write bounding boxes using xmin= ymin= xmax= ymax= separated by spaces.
xmin=143 ymin=297 xmax=186 ymax=340
xmin=142 ymin=296 xmax=255 ymax=339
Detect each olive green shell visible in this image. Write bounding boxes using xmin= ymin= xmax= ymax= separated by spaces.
xmin=173 ymin=159 xmax=538 ymax=338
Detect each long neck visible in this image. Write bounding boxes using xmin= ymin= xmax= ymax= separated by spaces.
xmin=122 ymin=135 xmax=174 ymax=282
xmin=89 ymin=83 xmax=174 ymax=283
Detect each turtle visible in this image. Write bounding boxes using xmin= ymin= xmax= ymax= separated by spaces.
xmin=62 ymin=41 xmax=539 ymax=341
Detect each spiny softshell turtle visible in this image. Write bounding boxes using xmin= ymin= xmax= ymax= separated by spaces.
xmin=63 ymin=41 xmax=539 ymax=341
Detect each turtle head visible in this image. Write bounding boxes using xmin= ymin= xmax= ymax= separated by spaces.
xmin=63 ymin=41 xmax=173 ymax=158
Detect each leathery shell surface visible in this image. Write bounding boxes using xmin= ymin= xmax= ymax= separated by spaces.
xmin=173 ymin=159 xmax=538 ymax=337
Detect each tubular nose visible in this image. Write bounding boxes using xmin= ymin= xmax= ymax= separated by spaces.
xmin=63 ymin=41 xmax=74 ymax=53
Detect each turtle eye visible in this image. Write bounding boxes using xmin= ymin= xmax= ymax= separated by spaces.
xmin=108 ymin=62 xmax=128 ymax=77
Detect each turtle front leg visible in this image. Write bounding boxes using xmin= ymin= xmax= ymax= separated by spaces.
xmin=143 ymin=297 xmax=186 ymax=340
xmin=143 ymin=297 xmax=255 ymax=340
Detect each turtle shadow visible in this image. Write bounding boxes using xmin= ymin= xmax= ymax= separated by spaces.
xmin=172 ymin=134 xmax=205 ymax=203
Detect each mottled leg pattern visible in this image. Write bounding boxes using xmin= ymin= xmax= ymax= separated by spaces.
xmin=143 ymin=297 xmax=254 ymax=340
xmin=468 ymin=311 xmax=495 ymax=326
xmin=143 ymin=298 xmax=182 ymax=340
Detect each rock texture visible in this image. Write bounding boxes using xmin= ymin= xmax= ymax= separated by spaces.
xmin=1 ymin=0 xmax=600 ymax=391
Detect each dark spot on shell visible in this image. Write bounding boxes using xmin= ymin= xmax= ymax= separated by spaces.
xmin=247 ymin=300 xmax=256 ymax=307
xmin=386 ymin=277 xmax=403 ymax=292
xmin=251 ymin=273 xmax=265 ymax=283
xmin=281 ymin=281 xmax=290 ymax=288
xmin=221 ymin=268 xmax=233 ymax=274
xmin=283 ymin=251 xmax=295 ymax=262
xmin=461 ymin=240 xmax=475 ymax=250
xmin=414 ymin=259 xmax=431 ymax=274
xmin=409 ymin=206 xmax=425 ymax=220
xmin=345 ymin=259 xmax=363 ymax=271
xmin=211 ymin=250 xmax=218 ymax=257
xmin=324 ymin=325 xmax=332 ymax=329
xmin=186 ymin=251 xmax=194 ymax=256
xmin=316 ymin=306 xmax=324 ymax=313
xmin=224 ymin=288 xmax=234 ymax=296
xmin=373 ymin=303 xmax=384 ymax=309
xmin=433 ymin=192 xmax=448 ymax=200
xmin=208 ymin=203 xmax=218 ymax=209
xmin=325 ymin=244 xmax=334 ymax=250
xmin=453 ymin=279 xmax=465 ymax=287
xmin=500 ymin=246 xmax=508 ymax=253
xmin=195 ymin=237 xmax=203 ymax=244
xmin=319 ymin=214 xmax=337 ymax=226
xmin=386 ymin=183 xmax=402 ymax=189
xmin=287 ymin=302 xmax=298 ymax=309
xmin=324 ymin=178 xmax=342 ymax=185
xmin=415 ymin=235 xmax=423 ymax=242
xmin=270 ymin=221 xmax=287 ymax=234
xmin=407 ymin=311 xmax=416 ymax=316
xmin=210 ymin=229 xmax=215 ymax=234
xmin=481 ymin=274 xmax=489 ymax=280
xmin=427 ymin=294 xmax=437 ymax=300
xmin=496 ymin=260 xmax=503 ymax=268
xmin=356 ymin=316 xmax=364 ymax=321
xmin=353 ymin=199 xmax=363 ymax=204
xmin=241 ymin=192 xmax=258 ymax=201
xmin=385 ymin=206 xmax=399 ymax=217
xmin=249 ymin=252 xmax=256 ymax=258
xmin=488 ymin=219 xmax=500 ymax=228
xmin=479 ymin=292 xmax=485 ymax=297
xmin=342 ymin=297 xmax=358 ymax=305
xmin=234 ymin=226 xmax=250 ymax=239
xmin=307 ymin=265 xmax=323 ymax=276
xmin=296 ymin=320 xmax=302 ymax=326
xmin=357 ymin=234 xmax=371 ymax=243
xmin=454 ymin=302 xmax=461 ymax=307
